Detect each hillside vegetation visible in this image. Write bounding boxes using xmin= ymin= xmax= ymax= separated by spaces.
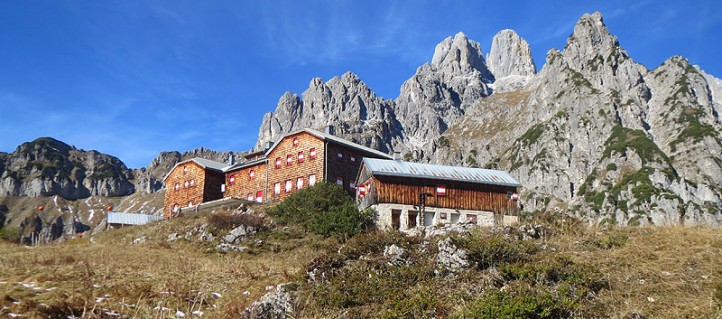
xmin=1 ymin=204 xmax=721 ymax=318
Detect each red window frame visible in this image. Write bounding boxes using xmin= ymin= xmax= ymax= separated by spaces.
xmin=275 ymin=157 xmax=282 ymax=169
xmin=228 ymin=174 xmax=236 ymax=185
xmin=286 ymin=154 xmax=293 ymax=166
xmin=436 ymin=185 xmax=446 ymax=196
xmin=297 ymin=151 xmax=305 ymax=163
xmin=292 ymin=137 xmax=299 ymax=147
xmin=309 ymin=148 xmax=317 ymax=160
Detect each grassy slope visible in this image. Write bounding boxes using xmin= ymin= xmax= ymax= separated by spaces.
xmin=1 ymin=211 xmax=721 ymax=318
xmin=0 ymin=210 xmax=335 ymax=318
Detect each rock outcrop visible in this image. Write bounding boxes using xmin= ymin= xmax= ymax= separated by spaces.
xmin=487 ymin=29 xmax=536 ymax=91
xmin=250 ymin=11 xmax=722 ymax=226
xmin=0 ymin=137 xmax=135 ymax=199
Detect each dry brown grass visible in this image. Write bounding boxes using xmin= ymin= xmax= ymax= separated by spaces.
xmin=0 ymin=211 xmax=334 ymax=318
xmin=541 ymin=225 xmax=722 ymax=319
xmin=1 ymin=209 xmax=721 ymax=318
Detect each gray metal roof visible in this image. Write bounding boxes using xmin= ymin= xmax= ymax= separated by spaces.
xmin=362 ymin=158 xmax=521 ymax=187
xmin=107 ymin=212 xmax=164 ymax=225
xmin=162 ymin=157 xmax=229 ymax=181
xmin=264 ymin=128 xmax=393 ymax=159
xmin=190 ymin=157 xmax=229 ymax=171
xmin=225 ymin=157 xmax=268 ymax=172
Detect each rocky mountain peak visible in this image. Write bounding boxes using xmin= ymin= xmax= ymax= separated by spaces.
xmin=431 ymin=32 xmax=493 ymax=82
xmin=487 ymin=29 xmax=536 ymax=78
xmin=563 ymin=11 xmax=623 ymax=70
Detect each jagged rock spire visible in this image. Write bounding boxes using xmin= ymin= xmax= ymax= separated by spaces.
xmin=487 ymin=29 xmax=536 ymax=78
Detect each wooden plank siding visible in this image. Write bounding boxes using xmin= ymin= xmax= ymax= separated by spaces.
xmin=371 ymin=176 xmax=518 ymax=216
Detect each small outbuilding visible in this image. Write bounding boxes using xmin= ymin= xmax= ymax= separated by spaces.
xmin=356 ymin=158 xmax=521 ymax=230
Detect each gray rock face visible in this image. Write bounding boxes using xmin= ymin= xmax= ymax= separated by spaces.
xmin=222 ymin=224 xmax=257 ymax=245
xmin=487 ymin=29 xmax=536 ymax=92
xmin=0 ymin=137 xmax=135 ymax=199
xmin=240 ymin=283 xmax=295 ymax=319
xmin=250 ymin=11 xmax=722 ymax=226
xmin=255 ymin=72 xmax=403 ymax=153
xmin=435 ymin=237 xmax=470 ymax=275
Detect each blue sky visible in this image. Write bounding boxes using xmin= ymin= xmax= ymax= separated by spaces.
xmin=1 ymin=1 xmax=720 ymax=168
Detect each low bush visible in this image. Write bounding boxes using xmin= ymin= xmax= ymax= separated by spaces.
xmin=206 ymin=212 xmax=264 ymax=231
xmin=0 ymin=226 xmax=20 ymax=243
xmin=453 ymin=232 xmax=539 ymax=269
xmin=267 ymin=182 xmax=374 ymax=241
xmin=455 ymin=283 xmax=587 ymax=319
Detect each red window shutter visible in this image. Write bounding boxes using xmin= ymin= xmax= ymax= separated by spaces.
xmin=275 ymin=157 xmax=282 ymax=169
xmin=298 ymin=151 xmax=304 ymax=163
xmin=309 ymin=148 xmax=317 ymax=159
xmin=286 ymin=154 xmax=293 ymax=166
xmin=292 ymin=137 xmax=299 ymax=147
xmin=436 ymin=185 xmax=446 ymax=196
xmin=256 ymin=191 xmax=263 ymax=203
xmin=247 ymin=193 xmax=254 ymax=201
xmin=229 ymin=175 xmax=236 ymax=185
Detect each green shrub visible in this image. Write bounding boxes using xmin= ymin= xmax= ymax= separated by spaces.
xmin=453 ymin=232 xmax=539 ymax=269
xmin=267 ymin=182 xmax=374 ymax=241
xmin=584 ymin=230 xmax=628 ymax=249
xmin=499 ymin=256 xmax=607 ymax=292
xmin=0 ymin=226 xmax=20 ymax=243
xmin=454 ymin=284 xmax=585 ymax=319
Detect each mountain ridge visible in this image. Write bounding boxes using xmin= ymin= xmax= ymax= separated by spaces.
xmin=1 ymin=11 xmax=721 ymax=234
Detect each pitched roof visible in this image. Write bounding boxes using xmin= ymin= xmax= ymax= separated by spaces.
xmin=162 ymin=157 xmax=229 ymax=181
xmin=264 ymin=128 xmax=393 ymax=159
xmin=224 ymin=157 xmax=268 ymax=172
xmin=361 ymin=158 xmax=521 ymax=187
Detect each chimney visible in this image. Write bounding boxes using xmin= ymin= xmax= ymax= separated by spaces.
xmin=228 ymin=153 xmax=235 ymax=165
xmin=325 ymin=125 xmax=335 ymax=136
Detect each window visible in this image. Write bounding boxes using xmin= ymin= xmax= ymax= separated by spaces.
xmin=350 ymin=156 xmax=356 ymax=162
xmin=228 ymin=174 xmax=236 ymax=185
xmin=183 ymin=166 xmax=188 ymax=174
xmin=247 ymin=193 xmax=254 ymax=201
xmin=309 ymin=174 xmax=316 ymax=186
xmin=249 ymin=169 xmax=255 ymax=179
xmin=189 ymin=179 xmax=195 ymax=187
xmin=256 ymin=191 xmax=263 ymax=203
xmin=309 ymin=148 xmax=317 ymax=159
xmin=336 ymin=176 xmax=343 ymax=186
xmin=174 ymin=183 xmax=180 ymax=191
xmin=436 ymin=185 xmax=447 ymax=196
xmin=274 ymin=182 xmax=281 ymax=195
xmin=350 ymin=180 xmax=356 ymax=190
xmin=297 ymin=177 xmax=304 ymax=189
xmin=337 ymin=152 xmax=343 ymax=160
xmin=292 ymin=137 xmax=299 ymax=147
xmin=468 ymin=214 xmax=478 ymax=224
xmin=285 ymin=180 xmax=293 ymax=192
xmin=286 ymin=154 xmax=293 ymax=166
xmin=184 ymin=181 xmax=189 ymax=189
xmin=173 ymin=204 xmax=179 ymax=213
xmin=275 ymin=157 xmax=282 ymax=169
xmin=358 ymin=184 xmax=366 ymax=195
xmin=297 ymin=151 xmax=305 ymax=163
xmin=187 ymin=200 xmax=193 ymax=207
